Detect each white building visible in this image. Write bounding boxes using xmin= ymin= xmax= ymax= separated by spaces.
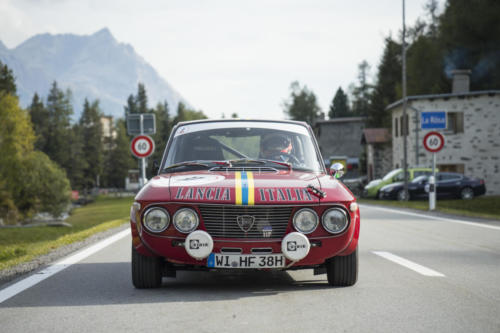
xmin=388 ymin=71 xmax=500 ymax=195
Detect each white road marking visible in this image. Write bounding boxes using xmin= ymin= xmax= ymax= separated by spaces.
xmin=0 ymin=228 xmax=130 ymax=304
xmin=361 ymin=204 xmax=500 ymax=231
xmin=373 ymin=251 xmax=445 ymax=277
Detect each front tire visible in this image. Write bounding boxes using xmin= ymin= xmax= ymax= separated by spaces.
xmin=326 ymin=248 xmax=358 ymax=286
xmin=132 ymin=247 xmax=163 ymax=288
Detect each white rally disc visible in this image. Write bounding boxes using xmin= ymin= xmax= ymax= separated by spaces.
xmin=184 ymin=230 xmax=214 ymax=260
xmin=281 ymin=232 xmax=311 ymax=261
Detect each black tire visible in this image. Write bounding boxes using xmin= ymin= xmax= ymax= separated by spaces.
xmin=326 ymin=247 xmax=358 ymax=287
xmin=397 ymin=189 xmax=409 ymax=201
xmin=132 ymin=247 xmax=163 ymax=288
xmin=460 ymin=187 xmax=474 ymax=200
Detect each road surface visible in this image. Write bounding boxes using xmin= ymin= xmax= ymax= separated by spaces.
xmin=1 ymin=205 xmax=499 ymax=332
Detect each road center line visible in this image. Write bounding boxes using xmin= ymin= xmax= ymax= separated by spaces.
xmin=361 ymin=204 xmax=500 ymax=231
xmin=373 ymin=251 xmax=445 ymax=277
xmin=0 ymin=228 xmax=130 ymax=305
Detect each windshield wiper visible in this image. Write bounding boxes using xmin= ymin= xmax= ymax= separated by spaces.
xmin=162 ymin=161 xmax=209 ymax=172
xmin=227 ymin=158 xmax=291 ymax=171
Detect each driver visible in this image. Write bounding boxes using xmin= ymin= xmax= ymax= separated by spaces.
xmin=260 ymin=134 xmax=293 ymax=162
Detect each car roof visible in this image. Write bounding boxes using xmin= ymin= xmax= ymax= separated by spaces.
xmin=176 ymin=118 xmax=310 ymax=128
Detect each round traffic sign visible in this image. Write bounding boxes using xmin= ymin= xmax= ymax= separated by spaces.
xmin=423 ymin=131 xmax=445 ymax=153
xmin=130 ymin=135 xmax=155 ymax=158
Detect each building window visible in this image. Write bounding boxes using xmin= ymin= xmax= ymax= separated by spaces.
xmin=394 ymin=117 xmax=398 ymax=137
xmin=447 ymin=112 xmax=464 ymax=134
xmin=399 ymin=114 xmax=408 ymax=136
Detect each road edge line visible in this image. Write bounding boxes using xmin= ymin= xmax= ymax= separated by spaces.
xmin=0 ymin=229 xmax=130 ymax=304
xmin=360 ymin=204 xmax=500 ymax=231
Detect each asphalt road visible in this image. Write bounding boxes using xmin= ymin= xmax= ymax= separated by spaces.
xmin=1 ymin=205 xmax=500 ymax=333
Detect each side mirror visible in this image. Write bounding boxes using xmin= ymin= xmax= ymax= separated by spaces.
xmin=152 ymin=160 xmax=160 ymax=175
xmin=329 ymin=163 xmax=345 ymax=179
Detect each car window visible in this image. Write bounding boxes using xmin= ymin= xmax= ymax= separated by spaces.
xmin=383 ymin=169 xmax=402 ymax=181
xmin=413 ymin=171 xmax=431 ymax=177
xmin=411 ymin=175 xmax=428 ymax=183
xmin=164 ymin=122 xmax=323 ymax=172
xmin=438 ymin=173 xmax=462 ymax=181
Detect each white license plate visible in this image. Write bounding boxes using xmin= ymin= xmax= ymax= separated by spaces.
xmin=207 ymin=253 xmax=285 ymax=268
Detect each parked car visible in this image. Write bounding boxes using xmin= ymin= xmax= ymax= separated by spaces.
xmin=363 ymin=167 xmax=434 ymax=199
xmin=378 ymin=172 xmax=486 ymax=201
xmin=130 ymin=119 xmax=360 ymax=288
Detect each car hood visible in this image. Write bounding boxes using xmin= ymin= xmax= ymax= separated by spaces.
xmin=136 ymin=170 xmax=354 ymax=204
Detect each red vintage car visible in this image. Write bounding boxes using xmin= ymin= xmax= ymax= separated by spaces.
xmin=130 ymin=119 xmax=360 ymax=288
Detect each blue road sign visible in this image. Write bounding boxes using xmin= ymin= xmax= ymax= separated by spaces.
xmin=421 ymin=111 xmax=446 ymax=129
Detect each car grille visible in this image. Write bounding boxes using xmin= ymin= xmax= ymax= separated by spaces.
xmin=199 ymin=205 xmax=293 ymax=239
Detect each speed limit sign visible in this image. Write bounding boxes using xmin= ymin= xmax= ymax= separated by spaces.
xmin=423 ymin=131 xmax=445 ymax=153
xmin=130 ymin=135 xmax=155 ymax=158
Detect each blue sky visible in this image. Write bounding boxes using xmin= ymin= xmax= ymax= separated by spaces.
xmin=0 ymin=0 xmax=443 ymax=119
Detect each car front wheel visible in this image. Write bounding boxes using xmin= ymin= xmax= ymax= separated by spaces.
xmin=132 ymin=247 xmax=163 ymax=288
xmin=326 ymin=248 xmax=358 ymax=287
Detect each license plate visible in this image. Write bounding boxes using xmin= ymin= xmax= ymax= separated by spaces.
xmin=207 ymin=253 xmax=285 ymax=268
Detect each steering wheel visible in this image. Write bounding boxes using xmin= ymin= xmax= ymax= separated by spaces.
xmin=268 ymin=153 xmax=300 ymax=165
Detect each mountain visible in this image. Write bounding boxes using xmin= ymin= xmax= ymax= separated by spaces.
xmin=0 ymin=28 xmax=190 ymax=120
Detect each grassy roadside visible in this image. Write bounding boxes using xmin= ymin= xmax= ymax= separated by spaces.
xmin=358 ymin=196 xmax=500 ymax=220
xmin=0 ymin=196 xmax=133 ymax=271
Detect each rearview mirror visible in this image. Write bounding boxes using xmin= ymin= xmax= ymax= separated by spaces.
xmin=330 ymin=163 xmax=345 ymax=179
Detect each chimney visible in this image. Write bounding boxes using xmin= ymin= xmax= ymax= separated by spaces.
xmin=451 ymin=69 xmax=471 ymax=94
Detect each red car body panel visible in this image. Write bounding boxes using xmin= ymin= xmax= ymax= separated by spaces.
xmin=131 ymin=169 xmax=360 ymax=268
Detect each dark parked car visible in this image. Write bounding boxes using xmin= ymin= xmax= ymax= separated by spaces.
xmin=379 ymin=172 xmax=486 ymax=201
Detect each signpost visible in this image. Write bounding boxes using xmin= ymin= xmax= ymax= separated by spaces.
xmin=421 ymin=111 xmax=446 ymax=129
xmin=127 ymin=113 xmax=156 ymax=188
xmin=423 ymin=131 xmax=445 ymax=211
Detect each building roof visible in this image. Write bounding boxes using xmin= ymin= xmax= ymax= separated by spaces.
xmin=315 ymin=117 xmax=366 ymax=125
xmin=385 ymin=90 xmax=500 ymax=111
xmin=362 ymin=128 xmax=391 ymax=144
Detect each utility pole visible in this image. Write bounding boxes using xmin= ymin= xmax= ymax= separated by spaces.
xmin=402 ymin=0 xmax=409 ymax=200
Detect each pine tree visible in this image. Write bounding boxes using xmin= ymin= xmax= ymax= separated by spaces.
xmin=80 ymin=99 xmax=103 ymax=189
xmin=137 ymin=83 xmax=149 ymax=113
xmin=105 ymin=119 xmax=134 ymax=188
xmin=0 ymin=61 xmax=16 ymax=96
xmin=351 ymin=61 xmax=372 ymax=117
xmin=44 ymin=81 xmax=74 ymax=172
xmin=328 ymin=87 xmax=351 ymax=118
xmin=124 ymin=94 xmax=137 ymax=115
xmin=282 ymin=81 xmax=321 ymax=125
xmin=28 ymin=93 xmax=50 ymax=151
xmin=151 ymin=101 xmax=171 ymax=165
xmin=369 ymin=38 xmax=402 ymax=127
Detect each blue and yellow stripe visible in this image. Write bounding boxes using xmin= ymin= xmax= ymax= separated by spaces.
xmin=235 ymin=171 xmax=254 ymax=205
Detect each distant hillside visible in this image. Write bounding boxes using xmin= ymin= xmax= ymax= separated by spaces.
xmin=0 ymin=28 xmax=190 ymax=120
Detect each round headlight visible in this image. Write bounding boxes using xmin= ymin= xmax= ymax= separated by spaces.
xmin=173 ymin=208 xmax=199 ymax=233
xmin=293 ymin=208 xmax=319 ymax=234
xmin=322 ymin=208 xmax=349 ymax=234
xmin=143 ymin=207 xmax=170 ymax=233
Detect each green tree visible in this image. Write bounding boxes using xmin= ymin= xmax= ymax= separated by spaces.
xmin=0 ymin=94 xmax=70 ymax=221
xmin=80 ymin=99 xmax=103 ymax=189
xmin=44 ymin=82 xmax=74 ymax=172
xmin=137 ymin=83 xmax=149 ymax=114
xmin=151 ymin=101 xmax=171 ymax=164
xmin=104 ymin=119 xmax=135 ymax=188
xmin=439 ymin=0 xmax=500 ymax=90
xmin=124 ymin=94 xmax=137 ymax=115
xmin=0 ymin=61 xmax=16 ymax=96
xmin=282 ymin=81 xmax=321 ymax=125
xmin=369 ymin=38 xmax=402 ymax=127
xmin=328 ymin=87 xmax=351 ymax=118
xmin=173 ymin=102 xmax=208 ymax=125
xmin=351 ymin=61 xmax=372 ymax=117
xmin=28 ymin=93 xmax=50 ymax=151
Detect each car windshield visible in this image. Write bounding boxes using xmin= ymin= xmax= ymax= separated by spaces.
xmin=163 ymin=121 xmax=323 ymax=172
xmin=382 ymin=168 xmax=402 ymax=181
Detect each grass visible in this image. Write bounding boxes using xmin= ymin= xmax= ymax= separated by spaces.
xmin=0 ymin=196 xmax=133 ymax=271
xmin=359 ymin=196 xmax=500 ymax=220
